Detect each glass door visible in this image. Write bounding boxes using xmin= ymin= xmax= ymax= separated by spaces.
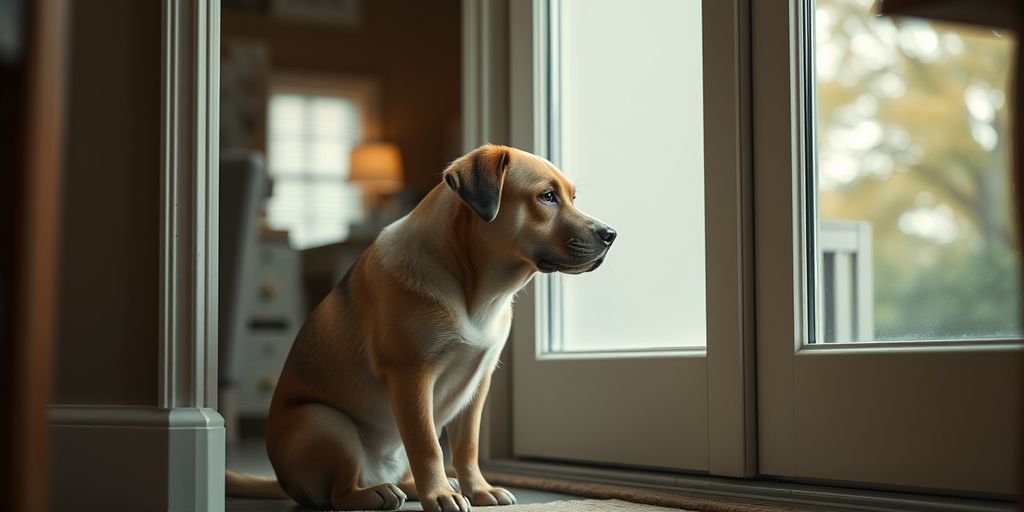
xmin=754 ymin=0 xmax=1023 ymax=495
xmin=510 ymin=0 xmax=754 ymax=476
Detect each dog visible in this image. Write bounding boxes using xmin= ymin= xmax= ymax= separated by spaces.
xmin=226 ymin=144 xmax=616 ymax=512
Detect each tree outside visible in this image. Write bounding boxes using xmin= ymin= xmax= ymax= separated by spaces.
xmin=815 ymin=0 xmax=1019 ymax=340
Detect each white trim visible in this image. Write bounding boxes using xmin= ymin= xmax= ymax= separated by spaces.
xmin=533 ymin=348 xmax=706 ymax=361
xmin=50 ymin=406 xmax=225 ymax=512
xmin=159 ymin=0 xmax=225 ymax=510
xmin=51 ymin=405 xmax=223 ymax=428
xmin=797 ymin=340 xmax=1024 ymax=355
xmin=160 ymin=0 xmax=221 ymax=411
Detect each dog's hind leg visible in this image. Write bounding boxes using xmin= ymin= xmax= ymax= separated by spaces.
xmin=267 ymin=402 xmax=406 ymax=511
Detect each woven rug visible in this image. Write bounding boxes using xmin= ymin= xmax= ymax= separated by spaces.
xmin=484 ymin=472 xmax=798 ymax=512
xmin=475 ymin=499 xmax=695 ymax=511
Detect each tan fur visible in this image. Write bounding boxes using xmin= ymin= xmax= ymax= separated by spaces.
xmin=227 ymin=145 xmax=615 ymax=512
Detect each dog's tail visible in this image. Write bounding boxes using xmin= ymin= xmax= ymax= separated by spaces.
xmin=225 ymin=470 xmax=289 ymax=499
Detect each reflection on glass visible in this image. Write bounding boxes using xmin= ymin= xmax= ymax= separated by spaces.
xmin=552 ymin=0 xmax=705 ymax=352
xmin=813 ymin=0 xmax=1019 ymax=342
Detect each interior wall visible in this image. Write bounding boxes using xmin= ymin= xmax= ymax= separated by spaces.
xmin=222 ymin=0 xmax=463 ymax=197
xmin=55 ymin=0 xmax=161 ymax=406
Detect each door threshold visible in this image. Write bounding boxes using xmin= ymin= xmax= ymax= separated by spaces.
xmin=482 ymin=459 xmax=1017 ymax=512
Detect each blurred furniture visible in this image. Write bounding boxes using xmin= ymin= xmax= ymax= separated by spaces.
xmin=301 ymin=235 xmax=376 ymax=313
xmin=219 ymin=152 xmax=266 ymax=440
xmin=219 ymin=152 xmax=304 ymax=440
xmin=232 ymin=232 xmax=305 ymax=420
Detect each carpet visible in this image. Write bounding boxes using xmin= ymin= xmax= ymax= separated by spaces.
xmin=480 ymin=499 xmax=695 ymax=511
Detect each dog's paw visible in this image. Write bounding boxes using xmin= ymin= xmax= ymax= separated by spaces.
xmin=422 ymin=488 xmax=471 ymax=512
xmin=466 ymin=487 xmax=516 ymax=506
xmin=332 ymin=483 xmax=407 ymax=511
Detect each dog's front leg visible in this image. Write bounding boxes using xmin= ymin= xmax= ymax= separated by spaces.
xmin=383 ymin=369 xmax=470 ymax=512
xmin=447 ymin=372 xmax=516 ymax=506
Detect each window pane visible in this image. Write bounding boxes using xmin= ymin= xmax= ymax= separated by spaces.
xmin=265 ymin=90 xmax=364 ymax=249
xmin=268 ymin=94 xmax=305 ymax=136
xmin=553 ymin=0 xmax=705 ymax=352
xmin=309 ymin=97 xmax=357 ymax=139
xmin=268 ymin=134 xmax=305 ymax=175
xmin=813 ymin=0 xmax=1020 ymax=342
xmin=308 ymin=139 xmax=347 ymax=176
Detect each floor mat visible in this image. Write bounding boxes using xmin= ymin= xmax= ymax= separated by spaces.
xmin=485 ymin=472 xmax=798 ymax=512
xmin=475 ymin=499 xmax=695 ymax=511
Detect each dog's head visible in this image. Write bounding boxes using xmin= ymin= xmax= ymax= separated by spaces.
xmin=443 ymin=144 xmax=616 ymax=274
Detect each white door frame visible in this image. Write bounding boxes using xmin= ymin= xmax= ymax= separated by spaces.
xmin=493 ymin=0 xmax=756 ymax=477
xmin=49 ymin=1 xmax=224 ymax=510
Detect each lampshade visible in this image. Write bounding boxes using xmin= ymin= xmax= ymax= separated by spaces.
xmin=348 ymin=142 xmax=404 ymax=194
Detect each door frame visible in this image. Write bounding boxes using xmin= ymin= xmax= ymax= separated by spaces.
xmin=474 ymin=0 xmax=756 ymax=477
xmin=752 ymin=0 xmax=1024 ymax=497
xmin=50 ymin=1 xmax=225 ymax=511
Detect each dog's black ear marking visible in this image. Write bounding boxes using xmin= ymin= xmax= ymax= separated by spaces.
xmin=442 ymin=144 xmax=509 ymax=222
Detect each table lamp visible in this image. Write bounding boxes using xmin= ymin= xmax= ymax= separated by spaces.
xmin=348 ymin=141 xmax=404 ymax=222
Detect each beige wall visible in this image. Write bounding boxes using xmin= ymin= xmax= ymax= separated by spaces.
xmin=55 ymin=0 xmax=161 ymax=405
xmin=52 ymin=0 xmax=461 ymax=405
xmin=223 ymin=0 xmax=463 ymax=196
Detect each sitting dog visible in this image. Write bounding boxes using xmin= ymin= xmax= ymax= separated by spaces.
xmin=227 ymin=145 xmax=616 ymax=511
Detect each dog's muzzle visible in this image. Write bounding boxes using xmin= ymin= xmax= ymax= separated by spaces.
xmin=536 ymin=223 xmax=616 ymax=274
xmin=536 ymin=253 xmax=606 ymax=274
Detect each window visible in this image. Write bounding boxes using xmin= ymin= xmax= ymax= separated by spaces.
xmin=265 ymin=77 xmax=380 ymax=249
xmin=542 ymin=0 xmax=706 ymax=354
xmin=811 ymin=0 xmax=1019 ymax=342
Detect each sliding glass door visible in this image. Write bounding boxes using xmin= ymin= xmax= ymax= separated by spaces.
xmin=753 ymin=0 xmax=1022 ymax=495
xmin=509 ymin=0 xmax=754 ymax=476
xmin=500 ymin=0 xmax=1020 ymax=496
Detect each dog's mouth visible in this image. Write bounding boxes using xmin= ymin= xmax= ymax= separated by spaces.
xmin=536 ymin=255 xmax=606 ymax=275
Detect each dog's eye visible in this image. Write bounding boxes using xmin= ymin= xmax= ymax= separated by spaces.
xmin=538 ymin=191 xmax=557 ymax=204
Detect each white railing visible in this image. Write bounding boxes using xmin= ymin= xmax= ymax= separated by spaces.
xmin=819 ymin=220 xmax=874 ymax=343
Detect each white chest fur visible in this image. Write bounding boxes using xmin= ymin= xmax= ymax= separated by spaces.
xmin=459 ymin=296 xmax=513 ymax=348
xmin=431 ymin=299 xmax=511 ymax=426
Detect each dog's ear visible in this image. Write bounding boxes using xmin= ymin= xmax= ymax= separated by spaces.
xmin=442 ymin=144 xmax=510 ymax=222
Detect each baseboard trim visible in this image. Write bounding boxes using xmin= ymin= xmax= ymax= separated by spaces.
xmin=482 ymin=459 xmax=1017 ymax=512
xmin=50 ymin=405 xmax=225 ymax=512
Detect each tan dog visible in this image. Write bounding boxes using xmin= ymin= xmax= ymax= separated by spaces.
xmin=227 ymin=145 xmax=616 ymax=511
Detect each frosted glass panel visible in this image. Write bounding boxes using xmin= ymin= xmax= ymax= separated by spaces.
xmin=555 ymin=0 xmax=706 ymax=351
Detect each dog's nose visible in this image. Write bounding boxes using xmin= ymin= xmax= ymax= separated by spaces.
xmin=596 ymin=225 xmax=617 ymax=246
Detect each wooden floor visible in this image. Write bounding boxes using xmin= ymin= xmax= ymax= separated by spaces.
xmin=226 ymin=439 xmax=575 ymax=511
